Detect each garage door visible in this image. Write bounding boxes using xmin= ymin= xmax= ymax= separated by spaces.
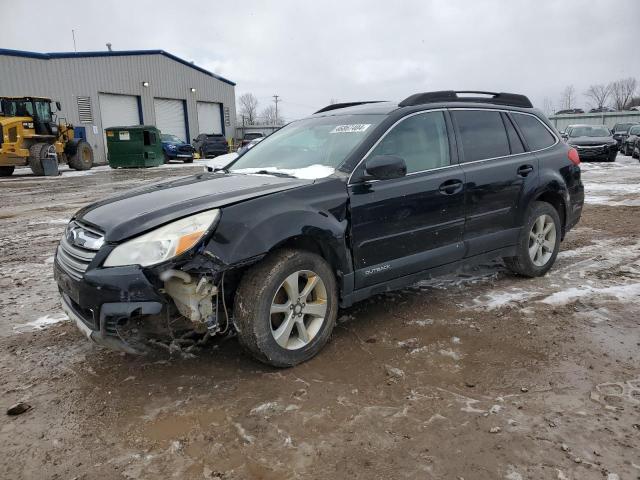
xmin=154 ymin=98 xmax=187 ymax=141
xmin=197 ymin=102 xmax=222 ymax=135
xmin=99 ymin=93 xmax=140 ymax=129
xmin=98 ymin=93 xmax=140 ymax=154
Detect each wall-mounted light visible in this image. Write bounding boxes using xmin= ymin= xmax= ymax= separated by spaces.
xmin=190 ymin=87 xmax=196 ymax=93
xmin=142 ymin=81 xmax=150 ymax=87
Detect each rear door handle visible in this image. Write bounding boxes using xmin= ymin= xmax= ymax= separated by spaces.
xmin=439 ymin=179 xmax=463 ymax=195
xmin=517 ymin=165 xmax=534 ymax=177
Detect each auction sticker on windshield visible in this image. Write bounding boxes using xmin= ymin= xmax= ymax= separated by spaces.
xmin=330 ymin=124 xmax=371 ymax=133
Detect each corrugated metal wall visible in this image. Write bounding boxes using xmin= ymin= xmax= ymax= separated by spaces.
xmin=0 ymin=53 xmax=236 ymax=163
xmin=549 ymin=111 xmax=640 ymax=131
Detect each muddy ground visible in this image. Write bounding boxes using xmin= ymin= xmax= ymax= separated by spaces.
xmin=1 ymin=158 xmax=639 ymax=480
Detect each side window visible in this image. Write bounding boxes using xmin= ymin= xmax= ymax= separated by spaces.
xmin=369 ymin=111 xmax=450 ymax=173
xmin=512 ymin=113 xmax=556 ymax=151
xmin=452 ymin=110 xmax=510 ymax=162
xmin=502 ymin=113 xmax=525 ymax=154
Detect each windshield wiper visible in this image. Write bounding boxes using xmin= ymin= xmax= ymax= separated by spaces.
xmin=253 ymin=169 xmax=295 ymax=178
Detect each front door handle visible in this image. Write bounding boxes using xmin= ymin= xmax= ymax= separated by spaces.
xmin=517 ymin=164 xmax=534 ymax=177
xmin=439 ymin=179 xmax=463 ymax=195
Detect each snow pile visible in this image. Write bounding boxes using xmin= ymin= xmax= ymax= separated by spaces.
xmin=540 ymin=283 xmax=640 ymax=306
xmin=14 ymin=312 xmax=69 ymax=332
xmin=232 ymin=164 xmax=335 ymax=180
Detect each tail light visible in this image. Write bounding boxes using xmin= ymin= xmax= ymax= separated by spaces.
xmin=568 ymin=147 xmax=580 ymax=166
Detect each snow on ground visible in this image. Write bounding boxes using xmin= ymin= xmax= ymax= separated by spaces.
xmin=582 ymin=154 xmax=640 ymax=205
xmin=13 ymin=312 xmax=69 ymax=332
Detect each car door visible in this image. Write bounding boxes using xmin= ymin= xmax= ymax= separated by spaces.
xmin=348 ymin=110 xmax=466 ymax=289
xmin=450 ymin=109 xmax=539 ymax=257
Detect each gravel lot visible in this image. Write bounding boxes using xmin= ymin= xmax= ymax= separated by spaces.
xmin=1 ymin=157 xmax=639 ymax=480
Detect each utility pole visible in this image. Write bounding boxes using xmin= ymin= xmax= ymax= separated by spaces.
xmin=72 ymin=30 xmax=77 ymax=52
xmin=273 ymin=95 xmax=280 ymax=124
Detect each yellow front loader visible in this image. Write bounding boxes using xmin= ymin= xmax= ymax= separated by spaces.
xmin=0 ymin=97 xmax=93 ymax=176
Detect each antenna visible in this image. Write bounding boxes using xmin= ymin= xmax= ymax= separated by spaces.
xmin=72 ymin=30 xmax=77 ymax=52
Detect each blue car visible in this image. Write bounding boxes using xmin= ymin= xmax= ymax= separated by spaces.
xmin=161 ymin=134 xmax=195 ymax=163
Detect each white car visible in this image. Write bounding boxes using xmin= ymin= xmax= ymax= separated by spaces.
xmin=204 ymin=152 xmax=238 ymax=172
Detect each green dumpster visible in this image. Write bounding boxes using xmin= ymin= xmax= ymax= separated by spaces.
xmin=106 ymin=126 xmax=163 ymax=168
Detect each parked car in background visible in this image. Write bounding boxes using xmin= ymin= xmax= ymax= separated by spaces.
xmin=192 ymin=134 xmax=229 ymax=158
xmin=621 ymin=124 xmax=640 ymax=156
xmin=54 ymin=90 xmax=584 ymax=367
xmin=240 ymin=132 xmax=264 ymax=147
xmin=589 ymin=106 xmax=616 ymax=113
xmin=555 ymin=108 xmax=584 ymax=115
xmin=236 ymin=137 xmax=264 ymax=156
xmin=565 ymin=125 xmax=618 ymax=162
xmin=560 ymin=124 xmax=588 ymax=140
xmin=612 ymin=122 xmax=639 ymax=150
xmin=160 ymin=134 xmax=195 ymax=163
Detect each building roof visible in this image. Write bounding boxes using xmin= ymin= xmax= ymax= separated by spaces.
xmin=0 ymin=48 xmax=235 ymax=86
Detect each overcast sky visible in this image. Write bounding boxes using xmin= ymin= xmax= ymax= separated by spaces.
xmin=2 ymin=0 xmax=639 ymax=120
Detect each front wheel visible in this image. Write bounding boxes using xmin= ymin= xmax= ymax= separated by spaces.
xmin=234 ymin=249 xmax=338 ymax=367
xmin=68 ymin=141 xmax=93 ymax=170
xmin=504 ymin=201 xmax=561 ymax=277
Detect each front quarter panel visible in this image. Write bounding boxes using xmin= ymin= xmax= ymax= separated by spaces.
xmin=204 ymin=177 xmax=352 ymax=274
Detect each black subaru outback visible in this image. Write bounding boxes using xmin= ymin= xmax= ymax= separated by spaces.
xmin=54 ymin=91 xmax=584 ymax=367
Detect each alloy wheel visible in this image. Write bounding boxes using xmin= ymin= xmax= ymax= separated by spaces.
xmin=528 ymin=214 xmax=556 ymax=267
xmin=270 ymin=270 xmax=327 ymax=350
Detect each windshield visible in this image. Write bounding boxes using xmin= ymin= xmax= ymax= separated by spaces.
xmin=229 ymin=114 xmax=384 ymax=179
xmin=570 ymin=126 xmax=610 ymax=137
xmin=629 ymin=126 xmax=640 ymax=135
xmin=161 ymin=134 xmax=182 ymax=143
xmin=613 ymin=123 xmax=634 ymax=132
xmin=1 ymin=99 xmax=34 ymax=117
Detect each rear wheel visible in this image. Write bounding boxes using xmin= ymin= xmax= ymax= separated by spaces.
xmin=68 ymin=141 xmax=93 ymax=170
xmin=29 ymin=143 xmax=58 ymax=176
xmin=0 ymin=166 xmax=14 ymax=176
xmin=234 ymin=249 xmax=338 ymax=367
xmin=183 ymin=157 xmax=193 ymax=164
xmin=504 ymin=201 xmax=561 ymax=277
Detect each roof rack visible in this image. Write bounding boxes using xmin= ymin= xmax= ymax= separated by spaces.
xmin=399 ymin=90 xmax=533 ymax=109
xmin=314 ymin=101 xmax=384 ymax=114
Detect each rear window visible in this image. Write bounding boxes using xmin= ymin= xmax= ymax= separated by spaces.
xmin=452 ymin=110 xmax=510 ymax=162
xmin=512 ymin=113 xmax=556 ymax=151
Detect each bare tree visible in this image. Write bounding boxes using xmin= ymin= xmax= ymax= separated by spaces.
xmin=238 ymin=93 xmax=259 ymax=125
xmin=259 ymin=105 xmax=284 ymax=125
xmin=584 ymin=84 xmax=611 ymax=109
xmin=610 ymin=77 xmax=638 ymax=110
xmin=559 ymin=85 xmax=576 ymax=110
xmin=329 ymin=98 xmax=338 ymax=105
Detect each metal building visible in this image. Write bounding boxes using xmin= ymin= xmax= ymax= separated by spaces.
xmin=0 ymin=48 xmax=236 ymax=163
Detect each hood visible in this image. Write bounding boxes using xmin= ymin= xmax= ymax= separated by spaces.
xmin=568 ymin=136 xmax=614 ymax=146
xmin=75 ymin=173 xmax=312 ymax=242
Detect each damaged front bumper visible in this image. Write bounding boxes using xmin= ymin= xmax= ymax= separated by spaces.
xmin=54 ymin=259 xmax=225 ymax=354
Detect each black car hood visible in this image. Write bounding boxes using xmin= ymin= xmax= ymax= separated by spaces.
xmin=75 ymin=173 xmax=312 ymax=242
xmin=569 ymin=136 xmax=614 ymax=146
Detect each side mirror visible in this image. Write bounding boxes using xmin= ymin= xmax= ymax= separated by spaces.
xmin=56 ymin=101 xmax=62 ymax=111
xmin=363 ymin=155 xmax=407 ymax=181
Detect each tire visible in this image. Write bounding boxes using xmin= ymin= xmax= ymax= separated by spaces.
xmin=67 ymin=141 xmax=93 ymax=170
xmin=163 ymin=153 xmax=170 ymax=164
xmin=29 ymin=143 xmax=57 ymax=176
xmin=184 ymin=157 xmax=194 ymax=164
xmin=623 ymin=144 xmax=631 ymax=156
xmin=234 ymin=249 xmax=338 ymax=367
xmin=0 ymin=166 xmax=14 ymax=177
xmin=633 ymin=146 xmax=639 ymax=159
xmin=504 ymin=201 xmax=561 ymax=278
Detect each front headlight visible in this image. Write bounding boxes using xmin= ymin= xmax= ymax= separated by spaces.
xmin=167 ymin=144 xmax=177 ymax=150
xmin=103 ymin=209 xmax=220 ymax=267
